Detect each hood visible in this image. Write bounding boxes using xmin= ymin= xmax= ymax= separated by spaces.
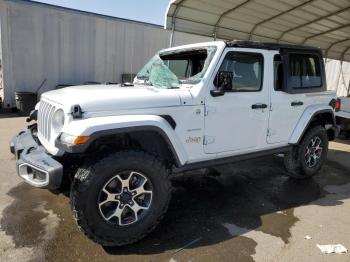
xmin=41 ymin=84 xmax=185 ymax=113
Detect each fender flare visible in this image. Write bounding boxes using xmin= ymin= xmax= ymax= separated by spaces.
xmin=289 ymin=106 xmax=335 ymax=144
xmin=56 ymin=115 xmax=188 ymax=166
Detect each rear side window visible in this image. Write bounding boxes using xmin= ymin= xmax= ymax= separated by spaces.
xmin=274 ymin=54 xmax=283 ymax=91
xmin=289 ymin=54 xmax=321 ymax=88
xmin=218 ymin=52 xmax=263 ymax=92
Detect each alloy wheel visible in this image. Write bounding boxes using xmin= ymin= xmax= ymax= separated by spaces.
xmin=305 ymin=136 xmax=323 ymax=168
xmin=98 ymin=171 xmax=153 ymax=226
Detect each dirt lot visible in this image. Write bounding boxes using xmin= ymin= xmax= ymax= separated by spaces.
xmin=1 ymin=116 xmax=350 ymax=262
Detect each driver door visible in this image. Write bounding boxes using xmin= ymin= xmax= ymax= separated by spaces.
xmin=204 ymin=49 xmax=270 ymax=154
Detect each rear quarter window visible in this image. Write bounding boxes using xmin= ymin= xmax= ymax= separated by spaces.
xmin=288 ymin=53 xmax=322 ymax=89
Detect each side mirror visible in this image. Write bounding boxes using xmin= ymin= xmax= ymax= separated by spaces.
xmin=210 ymin=89 xmax=225 ymax=97
xmin=211 ymin=71 xmax=233 ymax=97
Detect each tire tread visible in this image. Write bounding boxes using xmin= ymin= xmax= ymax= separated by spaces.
xmin=284 ymin=125 xmax=328 ymax=179
xmin=70 ymin=150 xmax=172 ymax=246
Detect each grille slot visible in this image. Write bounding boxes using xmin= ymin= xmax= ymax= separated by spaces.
xmin=38 ymin=101 xmax=56 ymax=142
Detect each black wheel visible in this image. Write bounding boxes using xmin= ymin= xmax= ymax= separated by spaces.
xmin=344 ymin=130 xmax=350 ymax=139
xmin=70 ymin=151 xmax=171 ymax=246
xmin=284 ymin=125 xmax=328 ymax=179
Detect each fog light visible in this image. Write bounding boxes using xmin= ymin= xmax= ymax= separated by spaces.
xmin=33 ymin=169 xmax=46 ymax=181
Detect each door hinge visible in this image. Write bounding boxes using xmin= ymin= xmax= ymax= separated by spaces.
xmin=267 ymin=128 xmax=276 ymax=137
xmin=203 ymin=136 xmax=215 ymax=145
xmin=204 ymin=106 xmax=216 ymax=116
xmin=269 ymin=103 xmax=273 ymax=111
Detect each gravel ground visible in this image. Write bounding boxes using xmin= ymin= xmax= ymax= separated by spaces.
xmin=1 ymin=116 xmax=350 ymax=262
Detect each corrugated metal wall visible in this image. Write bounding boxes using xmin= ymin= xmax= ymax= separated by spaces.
xmin=0 ymin=0 xmax=348 ymax=108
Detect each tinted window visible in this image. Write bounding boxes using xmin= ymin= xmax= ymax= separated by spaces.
xmin=289 ymin=54 xmax=321 ymax=88
xmin=219 ymin=52 xmax=263 ymax=92
xmin=274 ymin=54 xmax=283 ymax=91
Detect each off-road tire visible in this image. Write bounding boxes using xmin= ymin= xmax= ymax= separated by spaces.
xmin=284 ymin=125 xmax=328 ymax=179
xmin=344 ymin=130 xmax=350 ymax=139
xmin=70 ymin=151 xmax=171 ymax=246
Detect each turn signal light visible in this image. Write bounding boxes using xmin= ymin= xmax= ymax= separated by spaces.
xmin=74 ymin=136 xmax=90 ymax=145
xmin=330 ymin=98 xmax=341 ymax=112
xmin=60 ymin=133 xmax=90 ymax=145
xmin=335 ymin=99 xmax=341 ymax=112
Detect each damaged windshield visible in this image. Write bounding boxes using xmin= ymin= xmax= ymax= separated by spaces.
xmin=136 ymin=46 xmax=217 ymax=89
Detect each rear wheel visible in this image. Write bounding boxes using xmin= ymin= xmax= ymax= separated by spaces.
xmin=344 ymin=130 xmax=350 ymax=139
xmin=70 ymin=151 xmax=171 ymax=246
xmin=284 ymin=125 xmax=328 ymax=179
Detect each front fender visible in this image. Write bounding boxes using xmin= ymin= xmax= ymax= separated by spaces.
xmin=59 ymin=115 xmax=188 ymax=165
xmin=289 ymin=105 xmax=335 ymax=144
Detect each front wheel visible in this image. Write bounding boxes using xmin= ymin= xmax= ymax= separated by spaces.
xmin=284 ymin=126 xmax=328 ymax=179
xmin=70 ymin=151 xmax=171 ymax=246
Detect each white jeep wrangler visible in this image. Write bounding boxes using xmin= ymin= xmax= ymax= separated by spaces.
xmin=11 ymin=40 xmax=337 ymax=246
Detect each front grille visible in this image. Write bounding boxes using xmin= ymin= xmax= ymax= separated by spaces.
xmin=38 ymin=100 xmax=56 ymax=142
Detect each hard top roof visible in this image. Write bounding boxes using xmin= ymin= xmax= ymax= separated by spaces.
xmin=225 ymin=40 xmax=322 ymax=53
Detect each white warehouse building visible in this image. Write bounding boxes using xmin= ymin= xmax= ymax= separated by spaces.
xmin=0 ymin=0 xmax=348 ymax=110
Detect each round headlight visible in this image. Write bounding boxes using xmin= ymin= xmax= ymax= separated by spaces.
xmin=52 ymin=109 xmax=65 ymax=132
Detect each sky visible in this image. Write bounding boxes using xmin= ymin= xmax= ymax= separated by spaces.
xmin=32 ymin=0 xmax=170 ymax=26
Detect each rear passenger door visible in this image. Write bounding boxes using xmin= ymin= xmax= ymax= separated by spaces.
xmin=267 ymin=52 xmax=324 ymax=144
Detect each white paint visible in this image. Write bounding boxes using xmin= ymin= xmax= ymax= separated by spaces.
xmin=204 ymin=48 xmax=270 ymax=153
xmin=35 ymin=41 xmax=335 ymax=169
xmin=288 ymin=104 xmax=335 ymax=144
xmin=336 ymin=96 xmax=350 ymax=124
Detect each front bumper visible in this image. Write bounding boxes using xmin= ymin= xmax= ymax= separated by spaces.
xmin=10 ymin=128 xmax=63 ymax=189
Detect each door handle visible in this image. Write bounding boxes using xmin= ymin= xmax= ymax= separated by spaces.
xmin=291 ymin=101 xmax=304 ymax=106
xmin=251 ymin=103 xmax=268 ymax=109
